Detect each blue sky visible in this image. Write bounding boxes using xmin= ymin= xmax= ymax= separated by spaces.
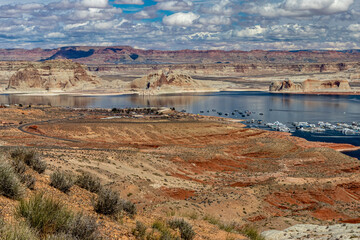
xmin=0 ymin=0 xmax=359 ymax=50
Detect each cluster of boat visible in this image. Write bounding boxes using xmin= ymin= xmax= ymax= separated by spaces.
xmin=293 ymin=121 xmax=360 ymax=135
xmin=266 ymin=121 xmax=292 ymax=132
xmin=263 ymin=121 xmax=360 ymax=135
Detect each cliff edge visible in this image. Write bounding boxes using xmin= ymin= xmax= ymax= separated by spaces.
xmin=269 ymin=79 xmax=352 ymax=93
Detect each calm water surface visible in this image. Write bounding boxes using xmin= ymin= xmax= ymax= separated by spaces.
xmin=1 ymin=92 xmax=359 ymax=158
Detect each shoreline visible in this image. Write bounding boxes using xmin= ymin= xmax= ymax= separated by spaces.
xmin=269 ymin=91 xmax=360 ymax=95
xmin=3 ymin=88 xmax=360 ymax=96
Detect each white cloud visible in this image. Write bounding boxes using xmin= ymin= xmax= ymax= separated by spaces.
xmin=115 ymin=0 xmax=144 ymax=5
xmin=235 ymin=24 xmax=326 ymax=40
xmin=199 ymin=16 xmax=231 ymax=26
xmin=163 ymin=12 xmax=199 ymax=26
xmin=348 ymin=23 xmax=360 ymax=31
xmin=248 ymin=0 xmax=354 ymax=17
xmin=134 ymin=10 xmax=153 ymax=19
xmin=236 ymin=25 xmax=266 ymax=38
xmin=45 ymin=32 xmax=65 ymax=38
xmin=81 ymin=0 xmax=108 ymax=8
xmin=71 ymin=7 xmax=122 ymax=20
xmin=201 ymin=0 xmax=235 ymax=16
xmin=63 ymin=22 xmax=90 ymax=30
xmin=157 ymin=1 xmax=193 ymax=11
xmin=20 ymin=3 xmax=44 ymax=10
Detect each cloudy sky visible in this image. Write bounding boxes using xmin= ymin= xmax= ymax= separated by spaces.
xmin=0 ymin=0 xmax=359 ymax=50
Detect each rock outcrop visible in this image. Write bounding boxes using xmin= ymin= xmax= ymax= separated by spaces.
xmin=130 ymin=70 xmax=209 ymax=94
xmin=7 ymin=60 xmax=99 ymax=91
xmin=269 ymin=79 xmax=352 ymax=93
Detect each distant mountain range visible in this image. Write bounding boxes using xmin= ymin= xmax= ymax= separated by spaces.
xmin=1 ymin=46 xmax=360 ymax=65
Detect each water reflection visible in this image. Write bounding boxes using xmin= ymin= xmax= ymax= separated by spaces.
xmin=0 ymin=94 xmax=97 ymax=108
xmin=0 ymin=92 xmax=359 ymax=125
xmin=129 ymin=94 xmax=204 ymax=107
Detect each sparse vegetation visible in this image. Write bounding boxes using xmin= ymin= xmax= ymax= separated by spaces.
xmin=17 ymin=193 xmax=73 ymax=236
xmin=50 ymin=170 xmax=75 ymax=193
xmin=94 ymin=188 xmax=136 ymax=217
xmin=168 ymin=218 xmax=196 ymax=240
xmin=20 ymin=174 xmax=36 ymax=190
xmin=76 ymin=171 xmax=102 ymax=193
xmin=66 ymin=212 xmax=100 ymax=240
xmin=150 ymin=219 xmax=177 ymax=240
xmin=94 ymin=188 xmax=122 ymax=215
xmin=16 ymin=193 xmax=100 ymax=239
xmin=10 ymin=148 xmax=46 ymax=174
xmin=121 ymin=199 xmax=137 ymax=216
xmin=0 ymin=219 xmax=38 ymax=240
xmin=239 ymin=225 xmax=265 ymax=240
xmin=132 ymin=221 xmax=147 ymax=240
xmin=0 ymin=161 xmax=24 ymax=199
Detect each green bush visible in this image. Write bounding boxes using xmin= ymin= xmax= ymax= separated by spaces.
xmin=76 ymin=172 xmax=102 ymax=193
xmin=0 ymin=161 xmax=24 ymax=199
xmin=67 ymin=212 xmax=100 ymax=240
xmin=16 ymin=193 xmax=73 ymax=236
xmin=94 ymin=188 xmax=122 ymax=215
xmin=132 ymin=221 xmax=147 ymax=240
xmin=0 ymin=219 xmax=39 ymax=240
xmin=50 ymin=170 xmax=75 ymax=193
xmin=10 ymin=148 xmax=46 ymax=174
xmin=168 ymin=218 xmax=195 ymax=240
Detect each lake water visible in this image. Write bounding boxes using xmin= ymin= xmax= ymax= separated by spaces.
xmin=1 ymin=91 xmax=359 ymax=158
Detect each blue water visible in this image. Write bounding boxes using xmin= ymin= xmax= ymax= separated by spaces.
xmin=1 ymin=91 xmax=359 ymax=158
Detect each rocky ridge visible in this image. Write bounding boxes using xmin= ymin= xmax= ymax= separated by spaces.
xmin=2 ymin=46 xmax=360 ymax=64
xmin=6 ymin=59 xmax=99 ymax=92
xmin=269 ymin=79 xmax=352 ymax=93
xmin=262 ymin=223 xmax=360 ymax=240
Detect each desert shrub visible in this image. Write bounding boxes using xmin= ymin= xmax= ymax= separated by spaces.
xmin=50 ymin=170 xmax=75 ymax=193
xmin=10 ymin=148 xmax=46 ymax=174
xmin=20 ymin=174 xmax=36 ymax=190
xmin=30 ymin=157 xmax=47 ymax=174
xmin=67 ymin=212 xmax=100 ymax=240
xmin=121 ymin=199 xmax=137 ymax=216
xmin=132 ymin=221 xmax=147 ymax=240
xmin=150 ymin=220 xmax=180 ymax=240
xmin=45 ymin=233 xmax=76 ymax=240
xmin=0 ymin=219 xmax=39 ymax=240
xmin=94 ymin=188 xmax=122 ymax=215
xmin=94 ymin=188 xmax=136 ymax=217
xmin=168 ymin=218 xmax=195 ymax=240
xmin=16 ymin=193 xmax=73 ymax=236
xmin=238 ymin=225 xmax=265 ymax=240
xmin=76 ymin=172 xmax=102 ymax=193
xmin=0 ymin=161 xmax=24 ymax=199
xmin=11 ymin=158 xmax=27 ymax=175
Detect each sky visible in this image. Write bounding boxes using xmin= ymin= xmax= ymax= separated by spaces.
xmin=0 ymin=0 xmax=359 ymax=50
